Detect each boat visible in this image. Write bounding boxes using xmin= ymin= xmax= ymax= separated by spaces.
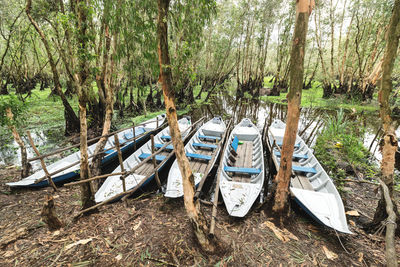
xmin=219 ymin=118 xmax=264 ymax=217
xmin=268 ymin=119 xmax=352 ymax=234
xmin=6 ymin=114 xmax=166 ymax=188
xmin=95 ymin=117 xmax=192 ymax=203
xmin=165 ymin=117 xmax=226 ymax=198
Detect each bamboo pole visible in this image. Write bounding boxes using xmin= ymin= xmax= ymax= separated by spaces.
xmin=75 ymin=117 xmax=205 ymax=216
xmin=194 ymin=119 xmax=232 ymax=200
xmin=64 ymin=172 xmax=125 ymax=186
xmin=26 ymin=131 xmax=58 ymax=191
xmin=32 ymin=129 xmax=151 ymax=184
xmin=133 ymin=123 xmax=137 ymax=151
xmin=114 ymin=134 xmax=126 ymax=192
xmin=69 ymin=117 xmax=205 ymax=188
xmin=209 ymin=125 xmax=232 ymax=237
xmin=151 ymin=135 xmax=161 ymax=188
xmin=28 ymin=118 xmax=166 ymax=162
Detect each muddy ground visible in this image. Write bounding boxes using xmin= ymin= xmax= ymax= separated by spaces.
xmin=0 ymin=166 xmax=399 ymax=266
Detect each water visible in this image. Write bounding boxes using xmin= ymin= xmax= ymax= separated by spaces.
xmin=0 ymin=92 xmax=384 ymax=169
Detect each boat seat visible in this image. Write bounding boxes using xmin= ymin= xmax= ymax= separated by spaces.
xmin=113 ymin=138 xmax=126 ymax=145
xmin=161 ymin=135 xmax=171 ymax=141
xmin=274 ymin=151 xmax=308 ymax=160
xmin=138 ymin=153 xmax=166 ymax=162
xmin=276 ymin=141 xmax=300 ymax=148
xmin=198 ymin=135 xmax=221 ymax=142
xmin=192 ymin=142 xmax=217 ymax=150
xmin=104 ymin=149 xmax=115 ymax=155
xmin=229 ymin=136 xmax=239 ymax=157
xmin=124 ymin=127 xmax=146 ymax=140
xmin=292 ymin=165 xmax=317 ymax=174
xmin=154 ymin=143 xmax=174 ymax=151
xmin=224 ymin=166 xmax=261 ymax=175
xmin=186 ymin=153 xmax=212 ymax=161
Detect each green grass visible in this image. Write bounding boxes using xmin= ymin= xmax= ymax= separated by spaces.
xmin=260 ymin=77 xmax=378 ymax=113
xmin=1 ymin=85 xmax=198 ymax=138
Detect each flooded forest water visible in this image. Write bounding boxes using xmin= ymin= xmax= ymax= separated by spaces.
xmin=0 ymin=92 xmax=385 ymax=171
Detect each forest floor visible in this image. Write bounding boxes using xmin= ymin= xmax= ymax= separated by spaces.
xmin=1 ymin=165 xmax=399 ymax=266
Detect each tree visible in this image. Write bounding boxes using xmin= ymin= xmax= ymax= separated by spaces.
xmin=0 ymin=95 xmax=30 ymax=177
xmin=157 ymin=0 xmax=218 ymax=253
xmin=25 ymin=0 xmax=80 ymax=136
xmin=372 ymin=1 xmax=400 ymax=265
xmin=273 ymin=0 xmax=314 ymax=215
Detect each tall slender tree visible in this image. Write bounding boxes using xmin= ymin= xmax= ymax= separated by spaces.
xmin=372 ymin=0 xmax=400 ymax=255
xmin=273 ymin=0 xmax=314 ymax=215
xmin=157 ymin=0 xmax=218 ymax=253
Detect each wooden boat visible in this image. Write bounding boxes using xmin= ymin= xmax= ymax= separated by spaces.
xmin=165 ymin=117 xmax=226 ymax=198
xmin=268 ymin=119 xmax=352 ymax=234
xmin=95 ymin=117 xmax=192 ymax=203
xmin=6 ymin=114 xmax=166 ymax=188
xmin=219 ymin=118 xmax=264 ymax=217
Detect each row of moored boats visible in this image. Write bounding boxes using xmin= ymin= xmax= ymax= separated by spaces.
xmin=6 ymin=115 xmax=351 ymax=234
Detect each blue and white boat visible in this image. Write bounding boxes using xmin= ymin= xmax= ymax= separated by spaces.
xmin=219 ymin=118 xmax=264 ymax=217
xmin=165 ymin=117 xmax=226 ymax=198
xmin=268 ymin=119 xmax=352 ymax=234
xmin=6 ymin=114 xmax=166 ymax=188
xmin=95 ymin=117 xmax=192 ymax=203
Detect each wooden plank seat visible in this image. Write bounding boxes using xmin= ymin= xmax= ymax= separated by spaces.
xmin=138 ymin=153 xmax=166 ymax=163
xmin=113 ymin=138 xmax=126 ymax=145
xmin=154 ymin=143 xmax=174 ymax=151
xmin=104 ymin=149 xmax=115 ymax=155
xmin=124 ymin=127 xmax=146 ymax=139
xmin=192 ymin=142 xmax=217 ymax=150
xmin=161 ymin=135 xmax=171 ymax=141
xmin=224 ymin=166 xmax=261 ymax=175
xmin=274 ymin=151 xmax=308 ymax=160
xmin=292 ymin=165 xmax=317 ymax=174
xmin=276 ymin=141 xmax=300 ymax=148
xmin=198 ymin=135 xmax=221 ymax=142
xmin=186 ymin=153 xmax=212 ymax=161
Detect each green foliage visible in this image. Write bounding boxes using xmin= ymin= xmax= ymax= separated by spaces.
xmin=314 ymin=109 xmax=378 ymax=184
xmin=0 ymin=94 xmax=26 ymax=127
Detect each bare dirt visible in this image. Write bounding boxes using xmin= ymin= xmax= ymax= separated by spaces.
xmin=1 ymin=165 xmax=399 ymax=266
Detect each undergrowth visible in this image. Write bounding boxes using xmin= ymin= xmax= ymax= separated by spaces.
xmin=314 ymin=109 xmax=379 ymax=191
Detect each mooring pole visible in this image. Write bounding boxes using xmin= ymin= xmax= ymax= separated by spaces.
xmin=26 ymin=131 xmax=57 ymax=191
xmin=114 ymin=134 xmax=126 ymax=193
xmin=151 ymin=134 xmax=161 ymax=188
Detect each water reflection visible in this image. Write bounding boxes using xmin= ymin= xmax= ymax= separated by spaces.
xmin=192 ymin=93 xmax=383 ymax=162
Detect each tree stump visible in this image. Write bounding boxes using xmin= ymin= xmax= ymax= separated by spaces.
xmin=41 ymin=195 xmax=63 ymax=231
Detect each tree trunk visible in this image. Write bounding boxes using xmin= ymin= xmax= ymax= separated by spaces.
xmin=6 ymin=108 xmax=31 ymax=177
xmin=273 ymin=0 xmax=314 ymax=215
xmin=26 ymin=0 xmax=80 ymax=136
xmin=76 ymin=0 xmax=95 ymax=210
xmin=372 ymin=0 xmax=400 ymax=241
xmin=91 ymin=25 xmax=114 ymax=190
xmin=157 ymin=0 xmax=218 ymax=253
xmin=41 ymin=195 xmax=63 ymax=231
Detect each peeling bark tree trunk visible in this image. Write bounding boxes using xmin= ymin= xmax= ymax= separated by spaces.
xmin=76 ymin=0 xmax=95 ymax=210
xmin=91 ymin=25 xmax=114 ymax=190
xmin=157 ymin=0 xmax=218 ymax=253
xmin=6 ymin=108 xmax=30 ymax=177
xmin=372 ymin=0 xmax=400 ymax=241
xmin=26 ymin=0 xmax=80 ymax=136
xmin=273 ymin=0 xmax=314 ymax=215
